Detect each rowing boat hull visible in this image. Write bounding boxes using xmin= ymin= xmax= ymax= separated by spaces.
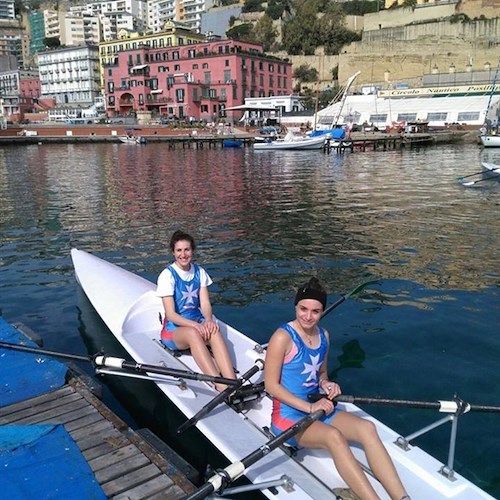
xmin=71 ymin=248 xmax=493 ymax=499
xmin=482 ymin=161 xmax=500 ymax=175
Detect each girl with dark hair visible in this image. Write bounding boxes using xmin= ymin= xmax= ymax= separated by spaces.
xmin=157 ymin=230 xmax=236 ymax=392
xmin=265 ymin=277 xmax=410 ymax=499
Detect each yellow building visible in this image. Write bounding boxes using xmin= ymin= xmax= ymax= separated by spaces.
xmin=98 ymin=21 xmax=205 ymax=90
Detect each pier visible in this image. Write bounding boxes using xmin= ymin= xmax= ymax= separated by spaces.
xmin=0 ymin=318 xmax=197 ymax=499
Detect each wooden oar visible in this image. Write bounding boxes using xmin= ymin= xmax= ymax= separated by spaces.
xmin=0 ymin=341 xmax=238 ymax=386
xmin=308 ymin=393 xmax=500 ymax=414
xmin=462 ymin=174 xmax=499 ymax=187
xmin=176 ymin=360 xmax=265 ymax=434
xmin=185 ymin=409 xmax=324 ymax=500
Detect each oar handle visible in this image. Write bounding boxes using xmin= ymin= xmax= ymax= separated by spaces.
xmin=177 ymin=360 xmax=265 ymax=434
xmin=185 ymin=410 xmax=324 ymax=500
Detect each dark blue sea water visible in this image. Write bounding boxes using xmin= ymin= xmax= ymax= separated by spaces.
xmin=0 ymin=141 xmax=499 ymax=497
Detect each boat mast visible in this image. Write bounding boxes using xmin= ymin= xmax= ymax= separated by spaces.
xmin=329 ymin=71 xmax=361 ymax=128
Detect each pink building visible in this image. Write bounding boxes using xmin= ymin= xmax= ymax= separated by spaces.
xmin=103 ymin=39 xmax=292 ymax=121
xmin=20 ymin=76 xmax=41 ymax=99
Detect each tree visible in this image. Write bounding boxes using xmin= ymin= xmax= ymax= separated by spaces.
xmin=44 ymin=37 xmax=61 ymax=49
xmin=254 ymin=14 xmax=278 ymax=51
xmin=226 ymin=23 xmax=255 ymax=42
xmin=242 ymin=0 xmax=264 ymax=12
xmin=293 ymin=64 xmax=318 ymax=83
xmin=281 ymin=0 xmax=359 ymax=55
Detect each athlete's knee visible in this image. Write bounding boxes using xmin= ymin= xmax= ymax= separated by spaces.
xmin=325 ymin=426 xmax=349 ymax=448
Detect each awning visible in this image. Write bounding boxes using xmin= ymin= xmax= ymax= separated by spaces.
xmin=150 ymin=89 xmax=163 ymax=94
xmin=131 ymin=64 xmax=148 ymax=71
xmin=224 ymin=104 xmax=277 ymax=111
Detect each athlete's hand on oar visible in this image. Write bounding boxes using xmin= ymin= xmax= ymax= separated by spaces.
xmin=311 ymin=395 xmax=336 ymax=415
xmin=320 ymin=379 xmax=341 ymax=400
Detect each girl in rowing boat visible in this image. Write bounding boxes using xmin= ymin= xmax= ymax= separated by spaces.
xmin=265 ymin=277 xmax=410 ymax=500
xmin=157 ymin=230 xmax=236 ymax=392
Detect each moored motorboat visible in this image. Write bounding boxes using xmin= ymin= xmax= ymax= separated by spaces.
xmin=118 ymin=135 xmax=147 ymax=144
xmin=480 ymin=135 xmax=500 ymax=147
xmin=253 ymin=131 xmax=328 ymax=151
xmin=71 ymin=248 xmax=494 ymax=499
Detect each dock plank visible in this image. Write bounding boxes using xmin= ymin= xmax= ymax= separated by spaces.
xmin=101 ymin=463 xmax=163 ymax=496
xmin=94 ymin=453 xmax=151 ymax=483
xmin=111 ymin=474 xmax=177 ymax=500
xmin=0 ymin=380 xmax=195 ymax=498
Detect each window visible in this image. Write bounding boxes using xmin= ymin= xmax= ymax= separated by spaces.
xmin=178 ymin=37 xmax=184 ymax=45
xmin=224 ymin=70 xmax=231 ymax=83
xmin=269 ymin=63 xmax=274 ymax=72
xmin=107 ymin=82 xmax=114 ymax=93
xmin=108 ymin=96 xmax=115 ymax=106
xmin=220 ymin=88 xmax=226 ymax=101
xmin=138 ymin=94 xmax=144 ymax=105
xmin=193 ymin=88 xmax=198 ymax=100
xmin=397 ymin=113 xmax=417 ymax=122
xmin=167 ymin=76 xmax=174 ymax=89
xmin=188 ymin=49 xmax=195 ymax=58
xmin=369 ymin=114 xmax=387 ymax=123
xmin=209 ymin=89 xmax=216 ymax=98
xmin=457 ymin=112 xmax=479 ymax=121
xmin=136 ymin=54 xmax=141 ymax=64
xmin=174 ymin=64 xmax=180 ymax=71
xmin=193 ymin=64 xmax=198 ymax=69
xmin=225 ymin=59 xmax=229 ymax=67
xmin=202 ymin=63 xmax=209 ymax=69
xmin=128 ymin=55 xmax=133 ymax=66
xmin=201 ymin=104 xmax=208 ymax=112
xmin=427 ymin=112 xmax=448 ymax=121
xmin=176 ymin=88 xmax=185 ymax=102
xmin=173 ymin=51 xmax=179 ymax=60
xmin=204 ymin=72 xmax=211 ymax=84
xmin=108 ymin=68 xmax=112 ymax=76
xmin=269 ymin=75 xmax=274 ymax=87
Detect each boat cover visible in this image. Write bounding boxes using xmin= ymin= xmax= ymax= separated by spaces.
xmin=0 ymin=424 xmax=106 ymax=499
xmin=0 ymin=316 xmax=67 ymax=407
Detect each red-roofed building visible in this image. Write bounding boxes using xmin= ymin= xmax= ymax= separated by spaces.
xmin=103 ymin=39 xmax=292 ymax=122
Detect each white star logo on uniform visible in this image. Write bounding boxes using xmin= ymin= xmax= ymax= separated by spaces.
xmin=181 ymin=284 xmax=198 ymax=305
xmin=301 ymin=353 xmax=321 ymax=382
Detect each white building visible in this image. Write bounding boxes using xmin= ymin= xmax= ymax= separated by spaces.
xmin=0 ymin=0 xmax=15 ymax=20
xmin=148 ymin=0 xmax=212 ymax=33
xmin=316 ymin=84 xmax=500 ymax=129
xmin=38 ymin=45 xmax=101 ymax=110
xmin=245 ymin=95 xmax=306 ymax=114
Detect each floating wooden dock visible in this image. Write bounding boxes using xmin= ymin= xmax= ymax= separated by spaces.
xmin=0 ymin=376 xmax=196 ymax=499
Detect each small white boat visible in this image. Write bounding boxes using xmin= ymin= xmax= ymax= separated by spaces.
xmin=480 ymin=134 xmax=500 ymax=147
xmin=118 ymin=135 xmax=147 ymax=144
xmin=253 ymin=131 xmax=328 ymax=151
xmin=71 ymin=248 xmax=494 ymax=499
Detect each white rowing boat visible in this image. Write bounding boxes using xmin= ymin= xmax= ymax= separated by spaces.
xmin=71 ymin=248 xmax=493 ymax=499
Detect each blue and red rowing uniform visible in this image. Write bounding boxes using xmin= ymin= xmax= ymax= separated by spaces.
xmin=271 ymin=322 xmax=336 ymax=446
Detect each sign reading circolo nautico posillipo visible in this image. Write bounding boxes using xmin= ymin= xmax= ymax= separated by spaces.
xmin=378 ymin=84 xmax=498 ymax=98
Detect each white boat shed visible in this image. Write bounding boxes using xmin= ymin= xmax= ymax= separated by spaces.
xmin=316 ymin=84 xmax=500 ymax=129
